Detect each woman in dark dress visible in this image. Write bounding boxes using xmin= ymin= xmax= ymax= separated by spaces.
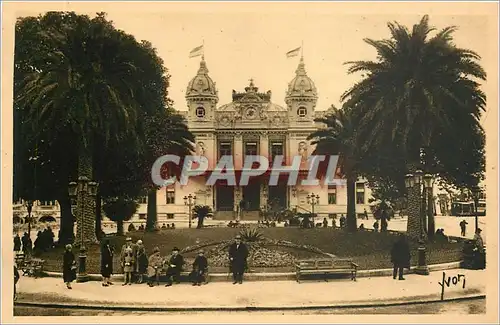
xmin=135 ymin=240 xmax=148 ymax=284
xmin=101 ymin=239 xmax=114 ymax=287
xmin=63 ymin=244 xmax=77 ymax=289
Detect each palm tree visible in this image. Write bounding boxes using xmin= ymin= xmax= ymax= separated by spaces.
xmin=143 ymin=112 xmax=195 ymax=232
xmin=308 ymin=106 xmax=362 ymax=232
xmin=342 ymin=15 xmax=486 ymax=238
xmin=192 ymin=205 xmax=213 ymax=229
xmin=16 ymin=13 xmax=153 ymax=243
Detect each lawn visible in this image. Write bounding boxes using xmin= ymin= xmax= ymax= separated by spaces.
xmin=39 ymin=227 xmax=463 ymax=274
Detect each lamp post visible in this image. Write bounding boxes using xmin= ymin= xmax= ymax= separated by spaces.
xmin=405 ymin=170 xmax=429 ymax=275
xmin=25 ymin=200 xmax=34 ymax=237
xmin=184 ymin=194 xmax=196 ymax=229
xmin=307 ymin=193 xmax=320 ymax=225
xmin=471 ymin=185 xmax=481 ymax=233
xmin=68 ymin=177 xmax=98 ymax=283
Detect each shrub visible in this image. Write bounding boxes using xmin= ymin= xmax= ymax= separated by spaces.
xmin=239 ymin=228 xmax=264 ymax=242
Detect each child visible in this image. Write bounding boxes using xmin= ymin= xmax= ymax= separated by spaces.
xmin=191 ymin=250 xmax=208 ymax=286
xmin=122 ymin=247 xmax=134 ymax=285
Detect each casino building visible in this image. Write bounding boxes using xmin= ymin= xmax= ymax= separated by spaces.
xmin=12 ymin=56 xmax=375 ymax=226
xmin=144 ymin=56 xmax=374 ymax=222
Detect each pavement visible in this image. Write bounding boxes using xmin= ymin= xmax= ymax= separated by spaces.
xmin=16 ymin=269 xmax=486 ymax=310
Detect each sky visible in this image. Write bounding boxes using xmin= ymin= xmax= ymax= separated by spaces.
xmin=8 ymin=2 xmax=496 ymax=123
xmin=98 ymin=7 xmax=493 ymax=121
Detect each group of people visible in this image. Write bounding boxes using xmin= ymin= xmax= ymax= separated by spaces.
xmin=61 ymin=234 xmax=250 ymax=289
xmin=14 ymin=227 xmax=57 ymax=257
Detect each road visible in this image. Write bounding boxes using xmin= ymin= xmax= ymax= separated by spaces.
xmin=14 ymin=298 xmax=485 ymax=316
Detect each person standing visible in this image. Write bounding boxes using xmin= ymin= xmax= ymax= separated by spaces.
xmin=62 ymin=244 xmax=77 ymax=289
xmin=21 ymin=232 xmax=32 ymax=256
xmin=390 ymin=234 xmax=411 ymax=280
xmin=474 ymin=228 xmax=484 ymax=252
xmin=135 ymin=240 xmax=148 ymax=284
xmin=14 ymin=234 xmax=22 ymax=252
xmin=228 ymin=234 xmax=249 ymax=284
xmin=120 ymin=237 xmax=137 ymax=281
xmin=165 ymin=247 xmax=184 ymax=287
xmin=460 ymin=219 xmax=468 ymax=236
xmin=339 ymin=215 xmax=346 ymax=229
xmin=14 ymin=263 xmax=20 ymax=301
xmin=122 ymin=247 xmax=134 ymax=285
xmin=191 ymin=249 xmax=208 ymax=286
xmin=101 ymin=239 xmax=114 ymax=287
xmin=373 ymin=220 xmax=379 ymax=232
xmin=363 ymin=208 xmax=369 ymax=220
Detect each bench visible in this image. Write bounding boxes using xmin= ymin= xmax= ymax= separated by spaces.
xmin=21 ymin=258 xmax=45 ymax=278
xmin=295 ymin=258 xmax=358 ymax=283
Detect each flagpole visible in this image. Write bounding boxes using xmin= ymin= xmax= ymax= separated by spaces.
xmin=202 ymin=39 xmax=205 ymax=60
xmin=301 ymin=40 xmax=304 ymax=58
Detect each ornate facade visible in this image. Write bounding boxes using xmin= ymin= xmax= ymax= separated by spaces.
xmin=148 ymin=56 xmax=374 ymax=221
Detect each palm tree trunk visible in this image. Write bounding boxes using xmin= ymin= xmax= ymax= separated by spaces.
xmin=406 ymin=161 xmax=425 ymax=240
xmin=76 ymin=146 xmax=97 ymax=245
xmin=146 ymin=188 xmax=157 ymax=232
xmin=346 ymin=175 xmax=357 ymax=232
xmin=57 ymin=194 xmax=74 ymax=245
xmin=117 ymin=220 xmax=124 ymax=236
xmin=95 ymin=191 xmax=102 ymax=240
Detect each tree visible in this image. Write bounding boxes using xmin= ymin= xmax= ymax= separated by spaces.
xmin=308 ymin=106 xmax=363 ymax=232
xmin=192 ymin=205 xmax=213 ymax=229
xmin=342 ymin=15 xmax=486 ymax=238
xmin=142 ymin=112 xmax=195 ymax=232
xmin=15 ymin=12 xmax=172 ymax=243
xmin=102 ymin=197 xmax=139 ymax=236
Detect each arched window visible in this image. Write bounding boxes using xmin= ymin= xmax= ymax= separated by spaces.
xmin=196 ymin=106 xmax=206 ymax=118
xmin=297 ymin=106 xmax=307 ymax=117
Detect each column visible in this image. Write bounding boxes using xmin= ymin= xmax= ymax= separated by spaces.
xmin=234 ymin=133 xmax=243 ymax=170
xmin=260 ymin=132 xmax=269 ymax=162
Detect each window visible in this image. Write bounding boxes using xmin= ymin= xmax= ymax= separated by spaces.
xmin=297 ymin=106 xmax=307 ymax=117
xmin=328 ymin=193 xmax=337 ymax=205
xmin=219 ymin=142 xmax=232 ymax=159
xmin=40 ymin=200 xmax=55 ymax=206
xmin=167 ymin=213 xmax=175 ymax=219
xmin=139 ymin=196 xmax=147 ymax=204
xmin=245 ymin=142 xmax=258 ymax=156
xmin=328 ymin=185 xmax=337 ymax=204
xmin=166 ymin=188 xmax=175 ymax=204
xmin=139 ymin=214 xmax=146 ymax=220
xmin=270 ymin=142 xmax=284 ymax=161
xmin=328 ymin=213 xmax=337 ymax=219
xmin=196 ymin=106 xmax=206 ymax=118
xmin=356 ymin=183 xmax=365 ymax=204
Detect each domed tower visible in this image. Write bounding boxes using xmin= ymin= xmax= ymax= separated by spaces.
xmin=285 ymin=56 xmax=318 ymax=122
xmin=185 ymin=56 xmax=218 ymax=123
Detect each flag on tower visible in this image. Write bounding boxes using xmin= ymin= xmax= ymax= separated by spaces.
xmin=189 ymin=45 xmax=204 ymax=58
xmin=286 ymin=47 xmax=301 ymax=58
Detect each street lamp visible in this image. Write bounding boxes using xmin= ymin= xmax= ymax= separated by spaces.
xmin=405 ymin=171 xmax=429 ymax=275
xmin=68 ymin=177 xmax=98 ymax=283
xmin=307 ymin=193 xmax=320 ymax=225
xmin=184 ymin=194 xmax=196 ymax=229
xmin=471 ymin=185 xmax=481 ymax=233
xmin=25 ymin=200 xmax=34 ymax=237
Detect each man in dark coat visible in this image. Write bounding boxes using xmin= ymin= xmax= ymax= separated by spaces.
xmin=460 ymin=220 xmax=468 ymax=236
xmin=21 ymin=232 xmax=31 ymax=255
xmin=165 ymin=247 xmax=184 ymax=287
xmin=101 ymin=239 xmax=114 ymax=287
xmin=14 ymin=234 xmax=22 ymax=251
xmin=390 ymin=234 xmax=411 ymax=280
xmin=191 ymin=249 xmax=208 ymax=286
xmin=228 ymin=234 xmax=249 ymax=284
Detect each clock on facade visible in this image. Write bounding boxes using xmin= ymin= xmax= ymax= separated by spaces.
xmin=245 ymin=108 xmax=256 ymax=119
